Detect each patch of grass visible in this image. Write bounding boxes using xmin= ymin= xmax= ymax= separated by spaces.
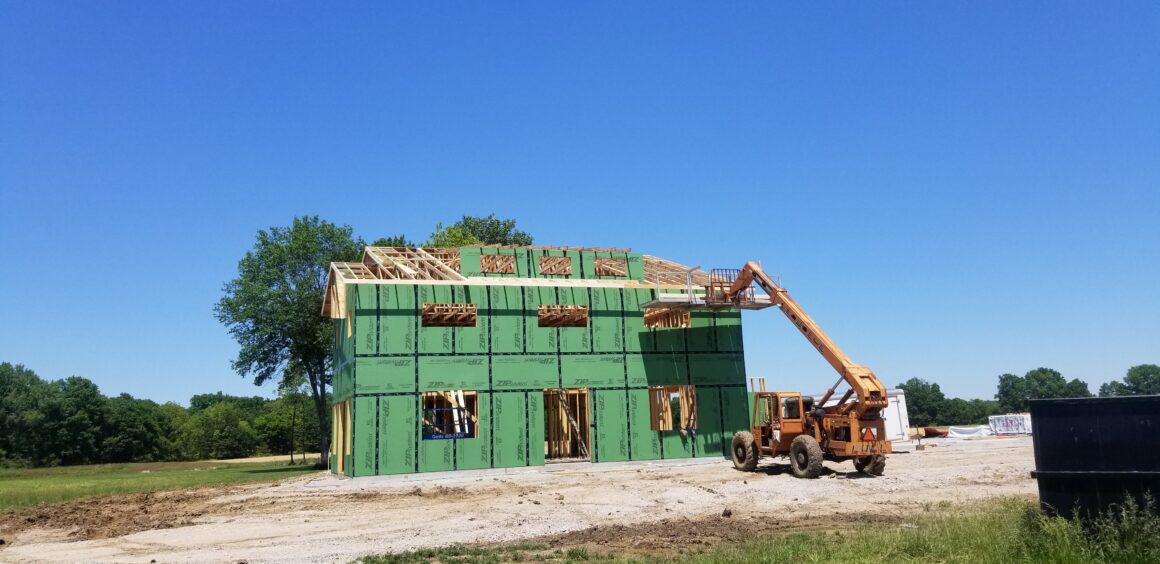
xmin=357 ymin=544 xmax=548 ymax=564
xmin=686 ymin=496 xmax=1160 ymax=564
xmin=0 ymin=458 xmax=319 ymax=511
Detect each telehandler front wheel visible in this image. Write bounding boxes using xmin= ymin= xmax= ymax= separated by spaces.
xmin=789 ymin=435 xmax=823 ymax=478
xmin=731 ymin=431 xmax=758 ymax=472
xmin=855 ymin=455 xmax=886 ymax=476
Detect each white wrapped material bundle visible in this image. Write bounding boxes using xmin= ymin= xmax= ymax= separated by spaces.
xmin=989 ymin=413 xmax=1033 ymax=435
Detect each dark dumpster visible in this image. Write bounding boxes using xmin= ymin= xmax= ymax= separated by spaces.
xmin=1030 ymin=395 xmax=1160 ymax=519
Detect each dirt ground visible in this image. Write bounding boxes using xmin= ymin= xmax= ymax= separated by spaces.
xmin=0 ymin=436 xmax=1037 ymax=563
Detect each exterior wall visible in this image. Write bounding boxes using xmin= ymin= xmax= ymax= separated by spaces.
xmin=330 ymin=253 xmax=748 ymax=476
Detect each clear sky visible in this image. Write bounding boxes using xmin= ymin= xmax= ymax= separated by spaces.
xmin=2 ymin=3 xmax=1157 ymax=405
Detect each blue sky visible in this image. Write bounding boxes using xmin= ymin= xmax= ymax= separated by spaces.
xmin=2 ymin=3 xmax=1157 ymax=405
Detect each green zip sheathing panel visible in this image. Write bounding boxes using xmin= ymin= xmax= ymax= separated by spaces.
xmin=420 ymin=434 xmax=455 ymax=473
xmin=690 ymin=354 xmax=747 ymax=386
xmin=624 ymin=289 xmax=655 ymax=353
xmin=420 ymin=357 xmax=489 ymax=391
xmin=353 ymin=396 xmax=377 ymax=476
xmin=662 ymin=425 xmax=694 ymax=459
xmin=654 ymin=327 xmax=685 ymax=354
xmin=379 ymin=395 xmax=417 ymax=474
xmin=492 ymin=392 xmax=529 ymax=468
xmin=721 ymin=386 xmax=752 ymax=454
xmin=557 ymin=287 xmax=591 ymax=353
xmin=356 ymin=357 xmax=414 ymax=393
xmin=715 ymin=311 xmax=744 ymax=352
xmin=628 ymin=388 xmax=662 ymax=460
xmin=694 ymin=387 xmax=724 ymax=459
xmin=591 ymin=288 xmax=624 ymax=353
xmin=524 ymin=287 xmax=557 ymax=353
xmin=355 ymin=285 xmax=378 ymax=355
xmin=626 ymin=253 xmax=645 ymax=281
xmin=459 ymin=247 xmax=482 ymax=277
xmin=578 ymin=251 xmax=595 ymax=279
xmin=379 ymin=285 xmax=417 ymax=354
xmin=594 ymin=389 xmax=629 ymax=462
xmin=418 ymin=285 xmax=454 ymax=354
xmin=454 ymin=286 xmax=489 ymax=353
xmin=686 ymin=312 xmax=716 ymax=352
xmin=514 ymin=249 xmax=532 ymax=278
xmin=493 ymin=355 xmax=558 ymax=390
xmin=489 ymin=286 xmax=523 ymax=353
xmin=456 ymin=392 xmax=491 ymax=470
xmin=561 ymin=355 xmax=624 ymax=388
xmin=528 ymin=392 xmax=545 ymax=466
xmin=628 ymin=353 xmax=689 ymax=388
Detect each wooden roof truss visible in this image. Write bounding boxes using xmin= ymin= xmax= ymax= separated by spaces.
xmin=323 ymin=246 xmax=715 ymax=319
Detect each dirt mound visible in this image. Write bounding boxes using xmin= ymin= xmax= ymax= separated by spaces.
xmin=0 ymin=487 xmax=228 ymax=540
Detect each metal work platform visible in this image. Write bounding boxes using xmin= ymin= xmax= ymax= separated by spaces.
xmin=640 ymin=293 xmax=775 ymax=311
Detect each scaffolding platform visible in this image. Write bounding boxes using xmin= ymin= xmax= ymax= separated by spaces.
xmin=640 ymin=293 xmax=775 ymax=311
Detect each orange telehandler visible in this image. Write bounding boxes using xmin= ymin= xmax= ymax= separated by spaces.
xmin=704 ymin=262 xmax=892 ymax=478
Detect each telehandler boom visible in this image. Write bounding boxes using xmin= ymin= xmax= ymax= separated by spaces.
xmin=705 ymin=262 xmax=892 ymax=478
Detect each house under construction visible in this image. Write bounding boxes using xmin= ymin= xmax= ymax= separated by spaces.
xmin=321 ymin=245 xmax=758 ymax=476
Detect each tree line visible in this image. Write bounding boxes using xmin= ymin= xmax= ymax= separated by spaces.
xmin=0 ymin=362 xmax=321 ymax=468
xmin=897 ymin=364 xmax=1159 ymax=427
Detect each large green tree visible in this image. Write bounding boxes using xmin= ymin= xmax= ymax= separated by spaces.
xmin=1099 ymin=364 xmax=1160 ymax=397
xmin=452 ymin=214 xmax=533 ymax=245
xmin=995 ymin=367 xmax=1092 ymax=413
xmin=102 ymin=394 xmax=174 ymax=462
xmin=370 ymin=235 xmax=414 ymax=247
xmin=0 ymin=362 xmax=54 ymax=466
xmin=50 ymin=376 xmax=108 ymax=465
xmin=426 ymin=222 xmax=480 ymax=247
xmin=188 ymin=392 xmax=269 ymax=415
xmin=178 ymin=402 xmax=260 ymax=460
xmin=215 ymin=216 xmax=363 ymax=467
xmin=896 ymin=377 xmax=946 ymax=427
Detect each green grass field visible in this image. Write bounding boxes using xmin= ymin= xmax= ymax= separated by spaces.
xmin=0 ymin=459 xmax=320 ymax=511
xmin=357 ymin=497 xmax=1160 ymax=564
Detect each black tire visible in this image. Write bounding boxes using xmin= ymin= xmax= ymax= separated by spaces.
xmin=865 ymin=455 xmax=886 ymax=476
xmin=731 ymin=431 xmax=758 ymax=472
xmin=854 ymin=456 xmax=870 ymax=473
xmin=789 ymin=435 xmax=823 ymax=478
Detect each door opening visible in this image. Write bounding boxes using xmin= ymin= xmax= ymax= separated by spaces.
xmin=544 ymin=388 xmax=591 ymax=462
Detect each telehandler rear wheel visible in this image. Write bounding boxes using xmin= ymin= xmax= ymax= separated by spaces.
xmin=789 ymin=435 xmax=823 ymax=478
xmin=731 ymin=431 xmax=758 ymax=471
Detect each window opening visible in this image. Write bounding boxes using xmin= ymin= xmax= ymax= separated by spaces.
xmin=421 ymin=303 xmax=478 ymax=327
xmin=649 ymin=385 xmax=697 ymax=435
xmin=421 ymin=391 xmax=479 ymax=440
xmin=643 ymin=307 xmax=691 ymax=329
xmin=538 ymin=255 xmax=573 ymax=275
xmin=538 ymin=304 xmax=588 ymax=327
xmin=480 ymin=254 xmax=516 ymax=273
xmin=593 ymin=257 xmax=627 ymax=277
